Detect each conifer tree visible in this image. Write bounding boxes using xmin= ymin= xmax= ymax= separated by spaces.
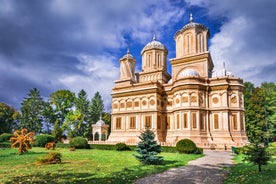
xmin=135 ymin=128 xmax=163 ymax=165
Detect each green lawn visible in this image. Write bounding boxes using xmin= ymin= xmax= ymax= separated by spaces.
xmin=224 ymin=146 xmax=276 ymax=184
xmin=0 ymin=147 xmax=202 ymax=184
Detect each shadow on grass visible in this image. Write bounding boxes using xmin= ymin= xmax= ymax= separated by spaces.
xmin=9 ymin=162 xmax=235 ymax=184
xmin=8 ymin=161 xmax=189 ymax=184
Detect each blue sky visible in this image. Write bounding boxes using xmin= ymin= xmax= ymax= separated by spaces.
xmin=0 ymin=0 xmax=276 ymax=111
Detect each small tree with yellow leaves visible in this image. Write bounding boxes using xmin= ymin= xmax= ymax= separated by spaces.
xmin=10 ymin=128 xmax=35 ymax=154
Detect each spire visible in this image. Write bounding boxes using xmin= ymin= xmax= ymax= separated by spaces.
xmin=153 ymin=31 xmax=156 ymax=41
xmin=127 ymin=47 xmax=130 ymax=54
xmin=189 ymin=6 xmax=193 ymax=22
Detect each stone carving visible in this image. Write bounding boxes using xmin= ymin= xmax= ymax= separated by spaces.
xmin=231 ymin=96 xmax=237 ymax=104
xmin=191 ymin=96 xmax=197 ymax=102
xmin=134 ymin=101 xmax=139 ymax=107
xmin=126 ymin=102 xmax=132 ymax=108
xmin=213 ymin=97 xmax=219 ymax=104
xmin=182 ymin=96 xmax=188 ymax=103
xmin=150 ymin=99 xmax=155 ymax=105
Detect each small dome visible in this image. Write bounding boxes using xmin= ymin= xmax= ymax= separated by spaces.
xmin=179 ymin=68 xmax=200 ymax=78
xmin=141 ymin=34 xmax=167 ymax=54
xmin=95 ymin=118 xmax=105 ymax=126
xmin=121 ymin=48 xmax=134 ymax=60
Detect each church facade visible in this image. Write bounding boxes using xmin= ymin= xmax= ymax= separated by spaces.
xmin=107 ymin=14 xmax=248 ymax=149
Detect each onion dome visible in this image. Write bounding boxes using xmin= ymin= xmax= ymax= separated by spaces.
xmin=141 ymin=33 xmax=167 ymax=55
xmin=179 ymin=68 xmax=200 ymax=78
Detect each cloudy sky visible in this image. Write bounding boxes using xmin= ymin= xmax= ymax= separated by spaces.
xmin=0 ymin=0 xmax=275 ymax=111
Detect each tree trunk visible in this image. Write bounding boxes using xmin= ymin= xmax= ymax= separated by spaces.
xmin=258 ymin=163 xmax=261 ymax=172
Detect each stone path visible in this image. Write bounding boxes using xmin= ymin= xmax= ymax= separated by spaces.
xmin=134 ymin=150 xmax=234 ymax=184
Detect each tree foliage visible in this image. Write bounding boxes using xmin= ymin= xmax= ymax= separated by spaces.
xmin=89 ymin=91 xmax=104 ymax=124
xmin=243 ymin=143 xmax=271 ymax=172
xmin=244 ymin=82 xmax=276 ymax=143
xmin=0 ymin=102 xmax=20 ymax=134
xmin=135 ymin=128 xmax=163 ymax=165
xmin=19 ymin=88 xmax=45 ymax=133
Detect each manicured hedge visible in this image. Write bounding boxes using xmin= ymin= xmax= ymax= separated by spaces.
xmin=34 ymin=134 xmax=55 ymax=147
xmin=115 ymin=143 xmax=131 ymax=151
xmin=0 ymin=133 xmax=13 ymax=142
xmin=176 ymin=139 xmax=197 ymax=154
xmin=69 ymin=137 xmax=89 ymax=149
xmin=0 ymin=142 xmax=10 ymax=148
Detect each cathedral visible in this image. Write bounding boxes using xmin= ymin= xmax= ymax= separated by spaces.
xmin=107 ymin=13 xmax=248 ymax=149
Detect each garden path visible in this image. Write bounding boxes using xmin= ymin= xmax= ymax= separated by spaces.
xmin=134 ymin=150 xmax=234 ymax=184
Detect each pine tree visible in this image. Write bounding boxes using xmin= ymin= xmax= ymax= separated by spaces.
xmin=19 ymin=88 xmax=45 ymax=133
xmin=135 ymin=128 xmax=163 ymax=165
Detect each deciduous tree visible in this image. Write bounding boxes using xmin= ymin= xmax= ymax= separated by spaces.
xmin=0 ymin=102 xmax=20 ymax=134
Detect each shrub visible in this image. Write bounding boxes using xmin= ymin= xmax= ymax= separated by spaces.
xmin=34 ymin=134 xmax=55 ymax=147
xmin=0 ymin=142 xmax=11 ymax=148
xmin=37 ymin=152 xmax=62 ymax=164
xmin=69 ymin=137 xmax=88 ymax=149
xmin=176 ymin=139 xmax=197 ymax=154
xmin=195 ymin=147 xmax=203 ymax=154
xmin=0 ymin=133 xmax=13 ymax=142
xmin=115 ymin=143 xmax=131 ymax=151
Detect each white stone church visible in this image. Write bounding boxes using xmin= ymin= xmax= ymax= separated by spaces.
xmin=107 ymin=13 xmax=247 ymax=149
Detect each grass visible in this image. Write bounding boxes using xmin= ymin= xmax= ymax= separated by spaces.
xmin=0 ymin=147 xmax=202 ymax=184
xmin=224 ymin=145 xmax=276 ymax=184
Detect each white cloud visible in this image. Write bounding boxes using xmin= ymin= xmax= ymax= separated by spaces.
xmin=59 ymin=54 xmax=120 ymax=111
xmin=186 ymin=0 xmax=276 ymax=86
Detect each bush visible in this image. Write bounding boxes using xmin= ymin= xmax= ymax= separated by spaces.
xmin=34 ymin=134 xmax=55 ymax=147
xmin=195 ymin=147 xmax=203 ymax=154
xmin=0 ymin=142 xmax=10 ymax=148
xmin=69 ymin=137 xmax=88 ymax=149
xmin=37 ymin=152 xmax=62 ymax=164
xmin=270 ymin=142 xmax=276 ymax=147
xmin=176 ymin=139 xmax=197 ymax=154
xmin=0 ymin=133 xmax=13 ymax=142
xmin=115 ymin=143 xmax=131 ymax=151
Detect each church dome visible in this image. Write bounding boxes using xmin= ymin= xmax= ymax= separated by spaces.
xmin=179 ymin=68 xmax=199 ymax=78
xmin=141 ymin=34 xmax=167 ymax=54
xmin=95 ymin=117 xmax=105 ymax=126
xmin=121 ymin=48 xmax=134 ymax=60
xmin=174 ymin=12 xmax=209 ymax=39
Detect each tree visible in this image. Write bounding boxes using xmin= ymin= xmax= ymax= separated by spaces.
xmin=243 ymin=143 xmax=271 ymax=172
xmin=244 ymin=82 xmax=276 ymax=143
xmin=89 ymin=91 xmax=104 ymax=124
xmin=260 ymin=82 xmax=276 ymax=142
xmin=75 ymin=89 xmax=90 ymax=121
xmin=49 ymin=90 xmax=75 ymax=140
xmin=135 ymin=128 xmax=163 ymax=165
xmin=63 ymin=110 xmax=86 ymax=138
xmin=74 ymin=90 xmax=91 ymax=139
xmin=41 ymin=102 xmax=56 ymax=134
xmin=19 ymin=88 xmax=45 ymax=133
xmin=0 ymin=102 xmax=20 ymax=134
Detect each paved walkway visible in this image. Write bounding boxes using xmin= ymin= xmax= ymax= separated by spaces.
xmin=134 ymin=150 xmax=234 ymax=184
